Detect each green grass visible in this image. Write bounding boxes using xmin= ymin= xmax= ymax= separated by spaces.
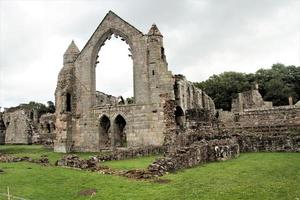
xmin=0 ymin=145 xmax=106 ymax=164
xmin=0 ymin=145 xmax=299 ymax=200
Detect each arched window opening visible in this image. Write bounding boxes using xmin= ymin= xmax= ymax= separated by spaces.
xmin=46 ymin=123 xmax=51 ymax=133
xmin=114 ymin=115 xmax=126 ymax=147
xmin=66 ymin=93 xmax=71 ymax=112
xmin=95 ymin=36 xmax=133 ymax=105
xmin=30 ymin=112 xmax=34 ymax=120
xmin=99 ymin=115 xmax=111 ymax=147
xmin=161 ymin=47 xmax=165 ymax=60
xmin=175 ymin=106 xmax=185 ymax=128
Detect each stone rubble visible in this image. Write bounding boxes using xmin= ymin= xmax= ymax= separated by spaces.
xmin=148 ymin=138 xmax=239 ymax=176
xmin=55 ymin=155 xmax=98 ymax=170
xmin=55 ymin=154 xmax=156 ymax=179
xmin=0 ymin=153 xmax=49 ymax=165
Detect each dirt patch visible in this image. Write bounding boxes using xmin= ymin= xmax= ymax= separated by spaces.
xmin=78 ymin=188 xmax=97 ymax=196
xmin=152 ymin=178 xmax=171 ymax=184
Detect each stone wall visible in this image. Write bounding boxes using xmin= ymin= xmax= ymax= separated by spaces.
xmin=231 ymin=89 xmax=272 ymax=112
xmin=235 ymin=133 xmax=300 ymax=152
xmin=3 ymin=109 xmax=33 ymax=144
xmin=95 ymin=91 xmax=118 ymax=106
xmin=148 ymin=139 xmax=239 ymax=175
xmin=174 ymin=74 xmax=215 ymax=112
xmin=0 ymin=108 xmax=55 ymax=145
xmin=97 ymin=146 xmax=166 ymax=161
xmin=37 ymin=113 xmax=56 ymax=145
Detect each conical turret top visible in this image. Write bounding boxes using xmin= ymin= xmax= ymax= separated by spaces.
xmin=148 ymin=24 xmax=162 ymax=37
xmin=64 ymin=40 xmax=80 ymax=55
xmin=63 ymin=40 xmax=80 ymax=64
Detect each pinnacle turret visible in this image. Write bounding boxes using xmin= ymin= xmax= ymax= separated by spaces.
xmin=147 ymin=24 xmax=162 ymax=37
xmin=64 ymin=40 xmax=80 ymax=55
xmin=63 ymin=40 xmax=80 ymax=64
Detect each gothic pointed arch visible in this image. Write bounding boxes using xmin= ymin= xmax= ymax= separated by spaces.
xmin=113 ymin=114 xmax=127 ymax=147
xmin=75 ymin=11 xmax=149 ymax=108
xmin=99 ymin=114 xmax=111 ymax=147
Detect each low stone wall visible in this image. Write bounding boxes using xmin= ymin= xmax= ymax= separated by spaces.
xmin=96 ymin=145 xmax=166 ymax=161
xmin=148 ymin=139 xmax=239 ymax=175
xmin=236 ymin=133 xmax=300 ymax=152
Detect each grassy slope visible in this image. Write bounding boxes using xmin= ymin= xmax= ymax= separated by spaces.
xmin=0 ymin=145 xmax=299 ymax=200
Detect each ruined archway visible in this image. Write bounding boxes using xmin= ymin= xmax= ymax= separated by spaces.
xmin=175 ymin=106 xmax=185 ymax=128
xmin=95 ymin=36 xmax=133 ymax=103
xmin=99 ymin=115 xmax=111 ymax=147
xmin=113 ymin=114 xmax=126 ymax=147
xmin=74 ymin=11 xmax=150 ymax=109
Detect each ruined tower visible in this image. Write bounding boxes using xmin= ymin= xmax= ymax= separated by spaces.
xmin=54 ymin=41 xmax=79 ymax=152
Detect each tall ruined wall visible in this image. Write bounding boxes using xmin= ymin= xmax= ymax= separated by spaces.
xmin=232 ymin=89 xmax=272 ymax=112
xmin=3 ymin=109 xmax=33 ymax=144
xmin=174 ymin=74 xmax=215 ymax=112
xmin=37 ymin=113 xmax=56 ymax=145
xmin=0 ymin=107 xmax=55 ymax=145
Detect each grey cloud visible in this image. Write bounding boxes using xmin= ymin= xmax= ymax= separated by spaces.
xmin=0 ymin=0 xmax=299 ymax=108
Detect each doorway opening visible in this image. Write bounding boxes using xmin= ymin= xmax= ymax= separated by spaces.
xmin=113 ymin=114 xmax=127 ymax=147
xmin=99 ymin=115 xmax=111 ymax=147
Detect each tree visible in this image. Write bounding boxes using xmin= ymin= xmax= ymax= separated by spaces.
xmin=194 ymin=63 xmax=300 ymax=110
xmin=195 ymin=72 xmax=252 ymax=110
xmin=47 ymin=101 xmax=55 ymax=113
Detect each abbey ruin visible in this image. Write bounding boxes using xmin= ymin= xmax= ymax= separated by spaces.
xmin=53 ymin=11 xmax=215 ymax=153
xmin=1 ymin=11 xmax=299 ymax=173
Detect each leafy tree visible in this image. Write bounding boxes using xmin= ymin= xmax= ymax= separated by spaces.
xmin=47 ymin=101 xmax=55 ymax=113
xmin=195 ymin=72 xmax=252 ymax=110
xmin=18 ymin=101 xmax=55 ymax=117
xmin=194 ymin=63 xmax=300 ymax=110
xmin=126 ymin=97 xmax=134 ymax=104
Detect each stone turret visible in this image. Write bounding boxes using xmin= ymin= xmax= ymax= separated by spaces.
xmin=63 ymin=40 xmax=80 ymax=64
xmin=146 ymin=23 xmax=173 ymax=103
xmin=147 ymin=24 xmax=166 ymax=62
xmin=54 ymin=40 xmax=79 ymax=153
xmin=148 ymin=24 xmax=163 ymax=37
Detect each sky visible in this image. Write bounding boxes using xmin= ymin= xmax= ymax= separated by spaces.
xmin=0 ymin=0 xmax=299 ymax=109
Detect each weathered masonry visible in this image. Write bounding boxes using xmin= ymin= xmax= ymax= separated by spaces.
xmin=54 ymin=11 xmax=215 ymax=152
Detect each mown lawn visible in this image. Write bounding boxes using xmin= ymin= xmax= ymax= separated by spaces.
xmin=0 ymin=145 xmax=299 ymax=200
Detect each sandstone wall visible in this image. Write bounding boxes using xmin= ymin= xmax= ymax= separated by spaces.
xmin=37 ymin=113 xmax=56 ymax=145
xmin=148 ymin=139 xmax=239 ymax=175
xmin=236 ymin=133 xmax=300 ymax=152
xmin=70 ymin=102 xmax=167 ymax=152
xmin=3 ymin=109 xmax=32 ymax=144
xmin=174 ymin=74 xmax=215 ymax=112
xmin=95 ymin=91 xmax=118 ymax=106
xmin=232 ymin=106 xmax=300 ymax=132
xmin=232 ymin=89 xmax=272 ymax=112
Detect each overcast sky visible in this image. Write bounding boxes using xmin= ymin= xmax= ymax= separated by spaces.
xmin=0 ymin=0 xmax=299 ymax=109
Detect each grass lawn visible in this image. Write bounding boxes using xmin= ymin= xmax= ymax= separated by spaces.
xmin=0 ymin=145 xmax=299 ymax=200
